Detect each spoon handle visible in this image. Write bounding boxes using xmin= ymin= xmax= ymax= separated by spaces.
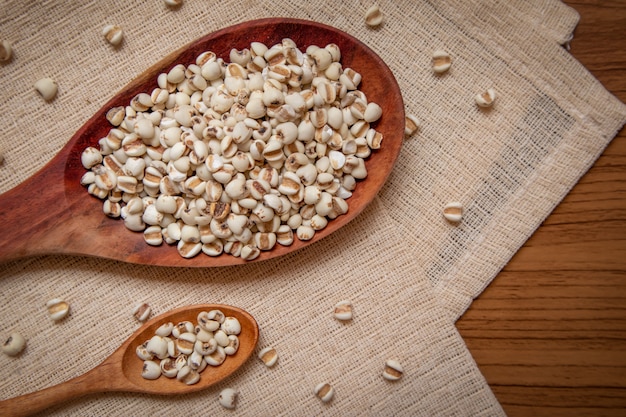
xmin=0 ymin=155 xmax=69 ymax=262
xmin=0 ymin=359 xmax=130 ymax=417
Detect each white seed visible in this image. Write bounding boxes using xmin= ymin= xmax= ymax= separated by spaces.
xmin=0 ymin=40 xmax=13 ymax=62
xmin=175 ymin=332 xmax=197 ymax=355
xmin=341 ymin=68 xmax=362 ymax=91
xmin=333 ymin=300 xmax=353 ymax=321
xmin=310 ymin=48 xmax=333 ymax=72
xmin=254 ymin=232 xmax=276 ymax=251
xmin=224 ymin=175 xmax=247 ymax=200
xmin=296 ymin=224 xmax=315 ymax=241
xmin=80 ymin=171 xmax=96 ymax=185
xmin=315 ymin=80 xmax=336 ymax=104
xmin=363 ymin=102 xmax=382 ymax=123
xmin=46 ymin=298 xmax=70 ymax=321
xmin=230 ymin=48 xmax=251 ymax=67
xmin=168 ymin=64 xmax=186 ymax=84
xmin=117 ymin=175 xmax=138 ymax=194
xmin=443 ymin=201 xmax=463 ymax=223
xmin=219 ymin=388 xmax=238 ymax=409
xmin=382 ymin=359 xmax=403 ymax=381
xmin=328 ymin=196 xmax=349 ymax=219
xmin=136 ymin=342 xmax=153 ymax=361
xmin=314 ymin=382 xmax=335 ymax=403
xmin=34 ymin=77 xmax=58 ymax=101
xmin=432 ymin=50 xmax=452 ymax=73
xmin=131 ymin=93 xmax=153 ymax=112
xmin=164 ymin=0 xmax=183 ymax=7
xmin=174 ymin=354 xmax=188 ymax=370
xmin=180 ymin=224 xmax=200 ymax=243
xmin=160 ymin=357 xmax=179 ymax=378
xmin=122 ymin=210 xmax=144 ymax=230
xmin=262 ymin=193 xmax=283 ymax=213
xmin=258 ymin=346 xmax=278 ymax=367
xmin=365 ymin=5 xmax=383 ymax=27
xmin=177 ymin=365 xmax=200 ymax=384
xmin=197 ymin=354 xmax=209 ymax=374
xmin=164 ymin=222 xmax=181 ymax=244
xmin=173 ymin=321 xmax=195 ymax=338
xmin=310 ymin=214 xmax=328 ymax=230
xmin=475 ymin=88 xmax=497 ymax=108
xmin=250 ymin=41 xmax=268 ymax=57
xmin=207 ymin=310 xmax=225 ymax=324
xmin=87 ymin=183 xmax=106 ymax=199
xmin=314 ymin=191 xmax=333 ymax=216
xmin=134 ymin=118 xmax=155 ymax=139
xmin=102 ymin=24 xmax=124 ymax=46
xmin=188 ymin=350 xmax=204 ymax=370
xmin=328 ymin=150 xmax=346 ymax=171
xmin=94 ymin=169 xmax=116 ymax=191
xmin=146 ymin=335 xmax=169 ymax=359
xmin=240 ymin=244 xmax=260 ymax=261
xmin=195 ymin=327 xmax=214 ymax=343
xmin=143 ymin=225 xmax=163 ymax=246
xmin=205 ymin=345 xmax=226 ymax=366
xmin=251 ymin=203 xmax=274 ymax=224
xmin=155 ymin=322 xmax=174 ymax=337
xmin=154 ymin=195 xmax=177 ymax=214
xmin=278 ymin=171 xmax=302 ymax=196
xmin=202 ymin=60 xmax=223 ymax=82
xmin=81 ymin=147 xmax=102 ymax=169
xmin=142 ymin=360 xmax=161 ymax=379
xmin=198 ymin=310 xmax=222 ymax=330
xmin=303 ymin=185 xmax=322 ymax=205
xmin=349 ymin=158 xmax=368 ymax=180
xmin=404 ymin=114 xmax=420 ymax=136
xmin=177 ymin=240 xmax=202 ymax=258
xmin=133 ymin=302 xmax=152 ymax=322
xmin=224 ymin=335 xmax=239 ymax=355
xmin=163 ymin=339 xmax=176 ymax=359
xmin=214 ymin=329 xmax=229 ymax=347
xmin=366 ymin=128 xmax=383 ymax=149
xmin=142 ymin=204 xmax=163 ymax=226
xmin=195 ymin=338 xmax=217 ymax=356
xmin=276 ymin=225 xmax=294 ymax=246
xmin=2 ymin=332 xmax=26 ymax=356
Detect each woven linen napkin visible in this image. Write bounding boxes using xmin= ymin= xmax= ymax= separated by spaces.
xmin=0 ymin=199 xmax=505 ymax=416
xmin=0 ymin=0 xmax=625 ymax=415
xmin=372 ymin=0 xmax=626 ymax=320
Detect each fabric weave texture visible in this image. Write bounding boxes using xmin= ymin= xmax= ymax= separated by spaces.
xmin=0 ymin=0 xmax=624 ymax=415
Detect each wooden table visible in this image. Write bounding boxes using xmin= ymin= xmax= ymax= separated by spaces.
xmin=456 ymin=1 xmax=626 ymax=415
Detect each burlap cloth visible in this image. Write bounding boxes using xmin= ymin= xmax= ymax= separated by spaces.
xmin=1 ymin=1 xmax=624 ymax=416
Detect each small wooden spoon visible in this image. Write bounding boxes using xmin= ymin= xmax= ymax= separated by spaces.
xmin=0 ymin=18 xmax=404 ymax=267
xmin=0 ymin=304 xmax=259 ymax=417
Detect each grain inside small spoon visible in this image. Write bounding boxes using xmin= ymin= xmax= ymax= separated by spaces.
xmin=0 ymin=304 xmax=259 ymax=417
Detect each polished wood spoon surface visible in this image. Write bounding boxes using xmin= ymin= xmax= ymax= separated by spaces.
xmin=0 ymin=304 xmax=259 ymax=417
xmin=0 ymin=18 xmax=404 ymax=267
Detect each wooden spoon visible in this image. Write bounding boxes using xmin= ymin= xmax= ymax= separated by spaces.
xmin=0 ymin=304 xmax=259 ymax=417
xmin=0 ymin=18 xmax=404 ymax=267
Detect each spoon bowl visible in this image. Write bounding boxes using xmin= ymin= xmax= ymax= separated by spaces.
xmin=121 ymin=304 xmax=258 ymax=394
xmin=0 ymin=304 xmax=259 ymax=416
xmin=0 ymin=18 xmax=404 ymax=267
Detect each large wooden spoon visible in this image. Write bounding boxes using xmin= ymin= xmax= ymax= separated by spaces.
xmin=0 ymin=18 xmax=404 ymax=267
xmin=0 ymin=304 xmax=259 ymax=417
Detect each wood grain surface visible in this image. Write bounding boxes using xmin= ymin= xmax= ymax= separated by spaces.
xmin=456 ymin=1 xmax=626 ymax=416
